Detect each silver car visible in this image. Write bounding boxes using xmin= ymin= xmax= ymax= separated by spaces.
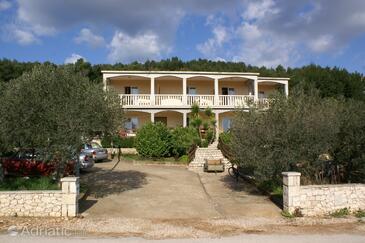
xmin=79 ymin=152 xmax=95 ymax=170
xmin=81 ymin=142 xmax=108 ymax=162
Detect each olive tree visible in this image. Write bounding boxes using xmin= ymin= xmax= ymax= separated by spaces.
xmin=0 ymin=65 xmax=123 ymax=180
xmin=231 ymin=88 xmax=345 ymax=184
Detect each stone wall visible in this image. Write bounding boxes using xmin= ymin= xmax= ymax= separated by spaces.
xmin=0 ymin=177 xmax=79 ymax=217
xmin=282 ymin=172 xmax=365 ymax=216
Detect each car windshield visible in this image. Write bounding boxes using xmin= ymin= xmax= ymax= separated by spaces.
xmin=91 ymin=143 xmax=102 ymax=149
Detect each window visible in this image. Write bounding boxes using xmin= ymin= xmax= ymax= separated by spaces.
xmin=188 ymin=87 xmax=197 ymax=95
xmin=222 ymin=87 xmax=235 ymax=95
xmin=259 ymin=91 xmax=265 ymax=98
xmin=222 ymin=118 xmax=231 ymax=132
xmin=125 ymin=87 xmax=139 ymax=94
xmin=125 ymin=117 xmax=139 ymax=130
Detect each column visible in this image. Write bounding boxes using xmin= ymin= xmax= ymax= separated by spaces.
xmin=282 ymin=172 xmax=301 ymax=213
xmin=214 ymin=78 xmax=219 ymax=106
xmin=61 ymin=177 xmax=79 ymax=217
xmin=150 ymin=112 xmax=155 ymax=123
xmin=103 ymin=75 xmax=108 ymax=91
xmin=284 ymin=83 xmax=289 ymax=97
xmin=150 ymin=77 xmax=155 ymax=106
xmin=183 ymin=112 xmax=187 ymax=127
xmin=253 ymin=78 xmax=259 ymax=101
xmin=215 ymin=112 xmax=219 ymax=136
xmin=182 ymin=77 xmax=187 ymax=105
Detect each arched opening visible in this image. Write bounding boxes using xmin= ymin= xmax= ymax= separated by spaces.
xmin=154 ymin=111 xmax=184 ymax=128
xmin=186 ymin=76 xmax=215 ymax=107
xmin=218 ymin=111 xmax=235 ymax=133
xmin=258 ymin=81 xmax=285 ymax=98
xmin=154 ymin=76 xmax=184 ymax=106
xmin=108 ymin=75 xmax=151 ymax=94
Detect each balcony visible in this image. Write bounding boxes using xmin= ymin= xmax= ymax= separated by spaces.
xmin=120 ymin=94 xmax=262 ymax=108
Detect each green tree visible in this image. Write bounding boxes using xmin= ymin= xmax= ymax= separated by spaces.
xmin=231 ymin=88 xmax=346 ymax=184
xmin=0 ymin=65 xmax=123 ymax=180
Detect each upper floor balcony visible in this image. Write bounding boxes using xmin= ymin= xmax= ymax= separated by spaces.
xmin=102 ymin=71 xmax=288 ymax=109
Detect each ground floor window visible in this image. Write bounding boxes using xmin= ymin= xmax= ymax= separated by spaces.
xmin=222 ymin=117 xmax=231 ymax=132
xmin=125 ymin=117 xmax=139 ymax=131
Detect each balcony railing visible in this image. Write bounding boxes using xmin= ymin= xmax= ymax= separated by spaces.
xmin=155 ymin=95 xmax=183 ymax=106
xmin=120 ymin=94 xmax=262 ymax=108
xmin=187 ymin=95 xmax=215 ymax=107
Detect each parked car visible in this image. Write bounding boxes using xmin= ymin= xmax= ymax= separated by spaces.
xmin=81 ymin=142 xmax=108 ymax=162
xmin=1 ymin=149 xmax=94 ymax=176
xmin=79 ymin=152 xmax=95 ymax=171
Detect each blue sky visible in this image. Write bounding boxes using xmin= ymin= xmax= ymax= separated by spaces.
xmin=1 ymin=0 xmax=365 ymax=73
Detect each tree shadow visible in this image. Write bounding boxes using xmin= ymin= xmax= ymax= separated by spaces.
xmin=220 ymin=174 xmax=283 ymax=209
xmin=80 ymin=167 xmax=148 ymax=198
xmin=219 ymin=174 xmax=262 ymax=195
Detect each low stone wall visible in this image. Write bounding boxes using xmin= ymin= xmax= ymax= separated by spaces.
xmin=282 ymin=172 xmax=365 ymax=216
xmin=0 ymin=177 xmax=79 ymax=217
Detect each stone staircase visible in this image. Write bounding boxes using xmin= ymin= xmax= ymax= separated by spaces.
xmin=188 ymin=141 xmax=230 ymax=171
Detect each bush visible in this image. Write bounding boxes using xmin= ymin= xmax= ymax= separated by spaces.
xmin=135 ymin=122 xmax=172 ymax=158
xmin=101 ymin=136 xmax=135 ymax=148
xmin=0 ymin=176 xmax=58 ymax=190
xmin=219 ymin=131 xmax=231 ymax=144
xmin=170 ymin=127 xmax=199 ymax=157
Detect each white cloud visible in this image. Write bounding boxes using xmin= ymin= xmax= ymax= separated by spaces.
xmin=74 ymin=28 xmax=105 ymax=48
xmin=242 ymin=0 xmax=279 ymax=21
xmin=196 ymin=25 xmax=229 ymax=57
xmin=64 ymin=53 xmax=86 ymax=64
xmin=108 ymin=31 xmax=168 ymax=63
xmin=0 ymin=0 xmax=11 ymax=11
xmin=308 ymin=35 xmax=334 ymax=53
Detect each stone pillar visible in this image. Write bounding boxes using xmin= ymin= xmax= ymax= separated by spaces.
xmin=214 ymin=78 xmax=219 ymax=106
xmin=282 ymin=172 xmax=301 ymax=213
xmin=61 ymin=177 xmax=79 ymax=217
xmin=182 ymin=77 xmax=187 ymax=105
xmin=183 ymin=112 xmax=187 ymax=127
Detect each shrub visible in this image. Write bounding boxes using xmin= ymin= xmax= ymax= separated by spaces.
xmin=135 ymin=122 xmax=172 ymax=158
xmin=354 ymin=209 xmax=365 ymax=218
xmin=101 ymin=136 xmax=135 ymax=148
xmin=0 ymin=177 xmax=58 ymax=191
xmin=330 ymin=208 xmax=350 ymax=218
xmin=219 ymin=131 xmax=231 ymax=144
xmin=170 ymin=127 xmax=199 ymax=157
xmin=178 ymin=155 xmax=189 ymax=163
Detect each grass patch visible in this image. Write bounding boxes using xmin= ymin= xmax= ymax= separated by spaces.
xmin=354 ymin=209 xmax=365 ymax=218
xmin=0 ymin=176 xmax=59 ymax=190
xmin=281 ymin=210 xmax=294 ymax=218
xmin=330 ymin=208 xmax=350 ymax=218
